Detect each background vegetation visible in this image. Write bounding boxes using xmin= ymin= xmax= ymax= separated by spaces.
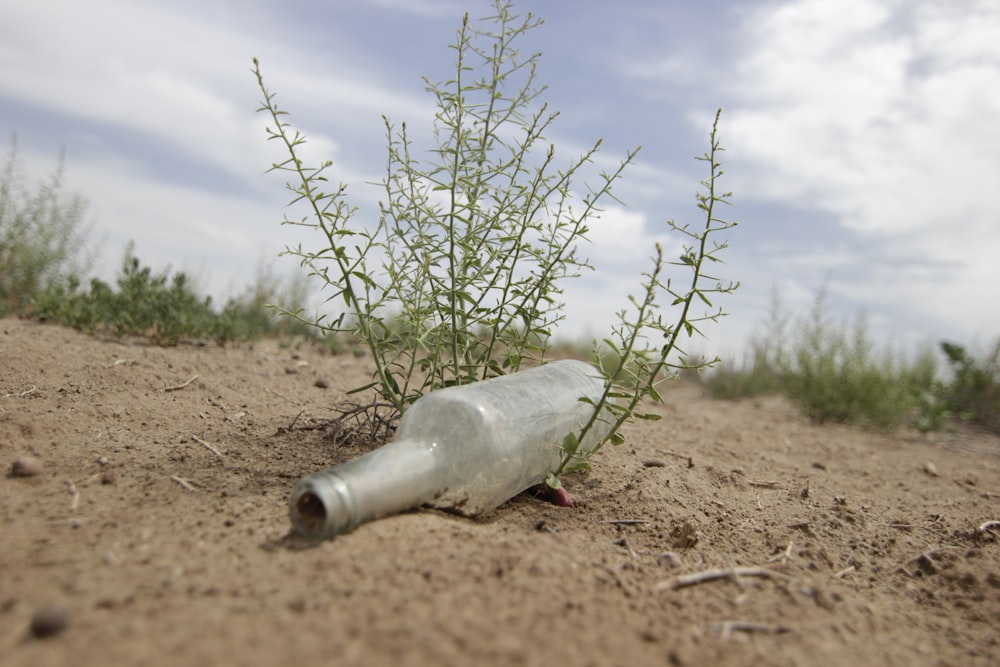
xmin=1 ymin=138 xmax=314 ymax=346
xmin=705 ymin=288 xmax=1000 ymax=435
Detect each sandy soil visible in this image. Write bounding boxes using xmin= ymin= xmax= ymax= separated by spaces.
xmin=2 ymin=317 xmax=998 ymax=666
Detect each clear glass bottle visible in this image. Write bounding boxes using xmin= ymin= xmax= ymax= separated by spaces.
xmin=289 ymin=359 xmax=612 ymax=539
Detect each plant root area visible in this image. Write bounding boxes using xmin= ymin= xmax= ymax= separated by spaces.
xmin=2 ymin=318 xmax=998 ymax=666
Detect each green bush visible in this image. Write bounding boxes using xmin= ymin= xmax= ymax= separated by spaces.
xmin=939 ymin=340 xmax=1000 ymax=433
xmin=35 ymin=246 xmax=313 ymax=346
xmin=254 ymin=0 xmax=739 ymax=482
xmin=0 ymin=138 xmax=93 ymax=316
xmin=706 ymin=288 xmax=936 ymax=431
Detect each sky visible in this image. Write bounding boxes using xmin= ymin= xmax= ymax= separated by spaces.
xmin=2 ymin=0 xmax=998 ymax=360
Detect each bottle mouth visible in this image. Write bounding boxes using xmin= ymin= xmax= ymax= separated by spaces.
xmin=293 ymin=491 xmax=329 ymax=535
xmin=289 ymin=474 xmax=354 ymax=539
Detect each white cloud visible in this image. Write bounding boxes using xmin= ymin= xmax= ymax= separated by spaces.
xmin=719 ymin=0 xmax=1000 ymax=341
xmin=0 ymin=0 xmax=431 ymax=192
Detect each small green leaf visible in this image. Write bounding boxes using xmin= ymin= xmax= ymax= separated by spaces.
xmin=561 ymin=431 xmax=579 ymax=456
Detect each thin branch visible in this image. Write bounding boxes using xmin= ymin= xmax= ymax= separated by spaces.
xmin=655 ymin=566 xmax=794 ymax=592
xmin=766 ymin=541 xmax=794 ymax=564
xmin=164 ymin=375 xmax=199 ymax=392
xmin=714 ymin=621 xmax=793 ymax=640
xmin=833 ymin=565 xmax=856 ymax=579
xmin=67 ymin=480 xmax=79 ymax=511
xmin=977 ymin=520 xmax=1000 ymax=534
xmin=191 ymin=435 xmax=225 ymax=461
xmin=170 ymin=475 xmax=196 ymax=491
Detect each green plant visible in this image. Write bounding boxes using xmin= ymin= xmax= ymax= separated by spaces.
xmin=783 ymin=289 xmax=936 ymax=430
xmin=0 ymin=137 xmax=93 ymax=316
xmin=35 ymin=245 xmax=310 ymax=345
xmin=709 ymin=285 xmax=938 ymax=431
xmin=939 ymin=340 xmax=1000 ymax=433
xmin=254 ymin=1 xmax=638 ymax=415
xmin=705 ymin=288 xmax=787 ymax=399
xmin=549 ymin=110 xmax=739 ymax=483
xmin=254 ymin=1 xmax=739 ymax=484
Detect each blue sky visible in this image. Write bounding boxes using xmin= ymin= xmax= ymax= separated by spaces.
xmin=2 ymin=0 xmax=998 ymax=358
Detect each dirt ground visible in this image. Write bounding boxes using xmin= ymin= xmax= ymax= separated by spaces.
xmin=2 ymin=317 xmax=998 ymax=666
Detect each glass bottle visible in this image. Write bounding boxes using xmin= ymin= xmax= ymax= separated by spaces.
xmin=289 ymin=359 xmax=612 ymax=539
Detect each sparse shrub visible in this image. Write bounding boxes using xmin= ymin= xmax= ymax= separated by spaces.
xmin=939 ymin=340 xmax=1000 ymax=433
xmin=0 ymin=137 xmax=93 ymax=316
xmin=253 ymin=0 xmax=739 ymax=483
xmin=706 ymin=287 xmax=936 ymax=431
xmin=35 ymin=246 xmax=311 ymax=346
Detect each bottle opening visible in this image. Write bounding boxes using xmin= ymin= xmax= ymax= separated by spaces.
xmin=294 ymin=491 xmax=329 ymax=535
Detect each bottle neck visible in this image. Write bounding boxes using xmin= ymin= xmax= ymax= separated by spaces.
xmin=289 ymin=438 xmax=442 ymax=539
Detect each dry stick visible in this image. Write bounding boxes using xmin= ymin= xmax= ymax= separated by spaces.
xmin=605 ymin=519 xmax=649 ymax=526
xmin=191 ymin=435 xmax=224 ymax=461
xmin=977 ymin=520 xmax=1000 ymax=533
xmin=170 ymin=475 xmax=196 ymax=491
xmin=1 ymin=385 xmax=38 ymax=398
xmin=748 ymin=480 xmax=782 ymax=489
xmin=833 ymin=565 xmax=856 ymax=579
xmin=67 ymin=480 xmax=79 ymax=511
xmin=767 ymin=541 xmax=794 ymax=564
xmin=715 ymin=621 xmax=793 ymax=640
xmin=164 ymin=375 xmax=199 ymax=392
xmin=655 ymin=566 xmax=795 ymax=592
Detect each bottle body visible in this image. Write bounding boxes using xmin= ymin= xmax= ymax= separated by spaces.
xmin=289 ymin=359 xmax=612 ymax=539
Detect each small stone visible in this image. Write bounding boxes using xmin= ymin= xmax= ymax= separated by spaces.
xmin=284 ymin=366 xmax=298 ymax=375
xmin=923 ymin=462 xmax=940 ymax=477
xmin=30 ymin=604 xmax=70 ymax=638
xmin=11 ymin=456 xmax=43 ymax=477
xmin=313 ymin=378 xmax=330 ymax=389
xmin=101 ymin=470 xmax=117 ymax=485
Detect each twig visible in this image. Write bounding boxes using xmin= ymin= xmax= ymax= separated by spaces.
xmin=977 ymin=520 xmax=1000 ymax=534
xmin=614 ymin=536 xmax=639 ymax=559
xmin=714 ymin=621 xmax=793 ymax=640
xmin=67 ymin=480 xmax=79 ymax=511
xmin=655 ymin=566 xmax=794 ymax=591
xmin=749 ymin=480 xmax=782 ymax=489
xmin=191 ymin=435 xmax=224 ymax=461
xmin=833 ymin=565 xmax=856 ymax=579
xmin=656 ymin=448 xmax=694 ymax=467
xmin=170 ymin=475 xmax=196 ymax=491
xmin=164 ymin=375 xmax=199 ymax=392
xmin=605 ymin=519 xmax=649 ymax=526
xmin=766 ymin=541 xmax=794 ymax=564
xmin=1 ymin=385 xmax=38 ymax=398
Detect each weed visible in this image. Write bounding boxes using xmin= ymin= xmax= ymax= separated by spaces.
xmin=0 ymin=137 xmax=93 ymax=316
xmin=705 ymin=287 xmax=942 ymax=431
xmin=254 ymin=1 xmax=738 ymax=484
xmin=34 ymin=245 xmax=310 ymax=345
xmin=939 ymin=340 xmax=1000 ymax=433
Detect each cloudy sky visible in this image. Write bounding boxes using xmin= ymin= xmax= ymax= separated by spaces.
xmin=2 ymin=0 xmax=997 ymax=358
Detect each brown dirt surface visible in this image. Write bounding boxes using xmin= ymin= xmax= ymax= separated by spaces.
xmin=2 ymin=318 xmax=999 ymax=666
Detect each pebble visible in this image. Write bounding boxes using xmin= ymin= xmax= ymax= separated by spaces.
xmin=11 ymin=456 xmax=43 ymax=477
xmin=30 ymin=604 xmax=70 ymax=638
xmin=314 ymin=378 xmax=330 ymax=389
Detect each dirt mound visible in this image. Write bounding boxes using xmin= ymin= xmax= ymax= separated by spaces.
xmin=2 ymin=318 xmax=998 ymax=666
